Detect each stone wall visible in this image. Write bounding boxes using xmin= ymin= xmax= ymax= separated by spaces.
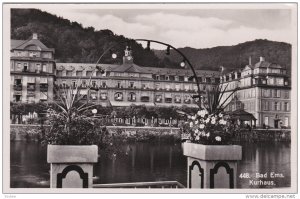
xmin=10 ymin=124 xmax=290 ymax=142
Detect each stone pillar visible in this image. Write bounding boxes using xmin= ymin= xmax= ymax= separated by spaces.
xmin=183 ymin=142 xmax=242 ymax=189
xmin=47 ymin=145 xmax=98 ymax=188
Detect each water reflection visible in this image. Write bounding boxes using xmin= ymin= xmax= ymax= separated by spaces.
xmin=10 ymin=141 xmax=290 ymax=188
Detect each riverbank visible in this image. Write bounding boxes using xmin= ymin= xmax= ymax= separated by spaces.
xmin=10 ymin=124 xmax=291 ymax=142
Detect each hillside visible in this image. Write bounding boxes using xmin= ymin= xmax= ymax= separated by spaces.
xmin=155 ymin=39 xmax=291 ymax=72
xmin=11 ymin=9 xmax=291 ymax=72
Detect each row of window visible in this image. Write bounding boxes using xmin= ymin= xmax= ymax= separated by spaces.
xmin=262 ymin=89 xmax=289 ymax=99
xmin=14 ymin=50 xmax=53 ymax=59
xmin=264 ymin=116 xmax=289 ymax=127
xmin=262 ymin=101 xmax=290 ymax=111
xmin=14 ymin=62 xmax=51 ymax=73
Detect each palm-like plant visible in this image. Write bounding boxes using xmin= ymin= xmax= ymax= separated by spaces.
xmin=43 ymin=79 xmax=108 ymax=145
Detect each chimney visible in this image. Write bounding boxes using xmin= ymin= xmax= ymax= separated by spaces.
xmin=249 ymin=56 xmax=252 ymax=65
xmin=259 ymin=56 xmax=265 ymax=62
xmin=32 ymin=33 xmax=38 ymax=40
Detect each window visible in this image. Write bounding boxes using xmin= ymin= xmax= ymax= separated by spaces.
xmin=72 ymin=81 xmax=76 ymax=88
xmin=274 ymin=102 xmax=280 ymax=111
xmin=81 ymin=80 xmax=87 ymax=88
xmin=284 ymin=117 xmax=289 ymax=127
xmin=76 ymin=71 xmax=83 ymax=76
xmin=268 ymin=77 xmax=274 ymax=85
xmin=156 ymin=75 xmax=159 ymax=80
xmin=175 ymin=76 xmax=179 ymax=81
xmin=23 ymin=63 xmax=28 ymax=72
xmin=175 ymin=84 xmax=180 ymax=91
xmin=100 ymin=93 xmax=107 ymax=100
xmin=86 ymin=71 xmax=93 ymax=77
xmin=57 ymin=71 xmax=62 ymax=76
xmin=142 ymin=84 xmax=147 ymax=89
xmin=273 ymin=89 xmax=280 ymax=98
xmin=165 ymin=84 xmax=170 ymax=90
xmin=115 ymin=92 xmax=123 ymax=101
xmin=117 ymin=82 xmax=121 ymax=88
xmin=251 ymin=88 xmax=256 ymax=98
xmin=184 ymin=95 xmax=191 ymax=103
xmin=17 ymin=63 xmax=22 ymax=70
xmin=92 ymin=81 xmax=97 ymax=88
xmin=263 ymin=101 xmax=269 ymax=111
xmin=14 ymin=95 xmax=21 ymax=102
xmin=184 ymin=84 xmax=189 ymax=91
xmin=284 ymin=91 xmax=289 ymax=99
xmin=175 ymin=95 xmax=181 ymax=103
xmin=263 ymin=89 xmax=270 ymax=98
xmin=66 ymin=71 xmax=72 ymax=76
xmin=141 ymin=96 xmax=150 ymax=102
xmin=284 ymin=102 xmax=289 ymax=111
xmin=42 ymin=64 xmax=47 ymax=72
xmin=15 ymin=79 xmax=22 ymax=85
xmin=155 ymin=83 xmax=160 ymax=90
xmin=184 ymin=76 xmax=188 ymax=82
xmin=36 ymin=64 xmax=41 ymax=72
xmin=276 ymin=78 xmax=284 ymax=86
xmin=166 ymin=76 xmax=169 ymax=81
xmin=129 ymin=82 xmax=134 ymax=88
xmin=102 ymin=81 xmax=107 ymax=88
xmin=90 ymin=92 xmax=97 ymax=100
xmin=264 ymin=116 xmax=269 ymax=125
xmin=128 ymin=93 xmax=136 ymax=101
xmin=155 ymin=95 xmax=162 ymax=102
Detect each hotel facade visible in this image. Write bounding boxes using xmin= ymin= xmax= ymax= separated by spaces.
xmin=10 ymin=34 xmax=291 ymax=128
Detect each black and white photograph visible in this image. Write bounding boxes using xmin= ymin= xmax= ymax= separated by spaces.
xmin=2 ymin=3 xmax=297 ymax=194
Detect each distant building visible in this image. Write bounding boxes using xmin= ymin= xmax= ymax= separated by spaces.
xmin=220 ymin=57 xmax=291 ymax=128
xmin=55 ymin=46 xmax=219 ymax=108
xmin=10 ymin=33 xmax=55 ymax=103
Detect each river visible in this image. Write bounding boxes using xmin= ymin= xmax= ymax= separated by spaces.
xmin=10 ymin=141 xmax=291 ymax=188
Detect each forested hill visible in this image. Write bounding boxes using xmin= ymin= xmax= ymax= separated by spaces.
xmin=155 ymin=39 xmax=291 ymax=72
xmin=11 ymin=9 xmax=161 ymax=67
xmin=11 ymin=9 xmax=291 ymax=72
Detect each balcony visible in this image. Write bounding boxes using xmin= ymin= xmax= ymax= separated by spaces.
xmin=128 ymin=97 xmax=136 ymax=102
xmin=175 ymin=98 xmax=181 ymax=103
xmin=13 ymin=84 xmax=22 ymax=91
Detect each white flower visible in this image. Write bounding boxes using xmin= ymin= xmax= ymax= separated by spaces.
xmin=206 ymin=133 xmax=210 ymax=137
xmin=215 ymin=136 xmax=222 ymax=142
xmin=211 ymin=116 xmax=216 ymax=121
xmin=197 ymin=109 xmax=207 ymax=117
xmin=218 ymin=113 xmax=223 ymax=118
xmin=190 ymin=122 xmax=194 ymax=127
xmin=191 ymin=116 xmax=196 ymax=120
xmin=187 ymin=115 xmax=192 ymax=119
xmin=199 ymin=124 xmax=205 ymax=129
xmin=195 ymin=135 xmax=200 ymax=141
xmin=200 ymin=131 xmax=205 ymax=136
xmin=205 ymin=118 xmax=210 ymax=123
xmin=195 ymin=120 xmax=199 ymax=124
xmin=194 ymin=129 xmax=199 ymax=134
xmin=219 ymin=119 xmax=227 ymax=125
xmin=211 ymin=119 xmax=216 ymax=124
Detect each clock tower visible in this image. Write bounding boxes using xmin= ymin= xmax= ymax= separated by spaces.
xmin=123 ymin=46 xmax=134 ymax=64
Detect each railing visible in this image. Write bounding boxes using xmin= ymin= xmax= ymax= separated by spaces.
xmin=93 ymin=181 xmax=185 ymax=188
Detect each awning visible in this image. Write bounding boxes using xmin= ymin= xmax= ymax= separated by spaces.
xmin=110 ymin=101 xmax=155 ymax=107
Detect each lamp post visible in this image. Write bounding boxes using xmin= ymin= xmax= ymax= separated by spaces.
xmin=135 ymin=39 xmax=203 ymax=109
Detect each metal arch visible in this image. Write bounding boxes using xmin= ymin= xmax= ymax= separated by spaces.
xmin=57 ymin=165 xmax=89 ymax=188
xmin=209 ymin=161 xmax=234 ymax=189
xmin=188 ymin=160 xmax=204 ymax=188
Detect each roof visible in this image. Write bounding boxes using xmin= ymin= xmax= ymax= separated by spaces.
xmin=11 ymin=40 xmax=26 ymax=49
xmin=254 ymin=61 xmax=283 ymax=69
xmin=228 ymin=109 xmax=257 ymax=121
xmin=143 ymin=66 xmax=220 ymax=77
xmin=110 ymin=63 xmax=152 ymax=74
xmin=11 ymin=38 xmax=55 ymax=52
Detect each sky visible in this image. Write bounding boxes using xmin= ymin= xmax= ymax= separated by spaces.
xmin=36 ymin=6 xmax=293 ymax=49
